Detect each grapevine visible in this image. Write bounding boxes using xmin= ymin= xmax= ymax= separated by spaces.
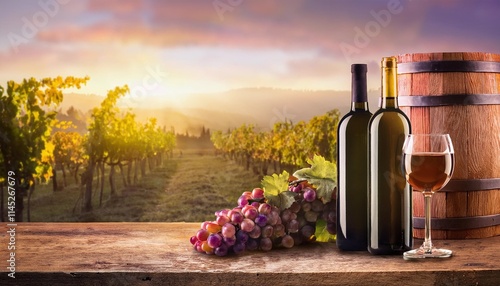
xmin=189 ymin=155 xmax=337 ymax=256
xmin=210 ymin=110 xmax=341 ymax=175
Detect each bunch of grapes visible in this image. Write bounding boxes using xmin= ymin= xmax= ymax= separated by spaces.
xmin=190 ymin=180 xmax=336 ymax=256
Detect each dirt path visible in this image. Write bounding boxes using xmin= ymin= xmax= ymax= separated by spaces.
xmin=29 ymin=150 xmax=263 ymax=222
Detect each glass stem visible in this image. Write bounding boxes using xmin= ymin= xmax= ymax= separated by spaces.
xmin=423 ymin=193 xmax=433 ymax=253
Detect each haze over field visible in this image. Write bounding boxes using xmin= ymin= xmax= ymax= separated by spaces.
xmin=60 ymin=88 xmax=381 ymax=133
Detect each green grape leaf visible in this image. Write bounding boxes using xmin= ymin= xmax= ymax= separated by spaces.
xmin=293 ymin=155 xmax=337 ymax=203
xmin=314 ymin=218 xmax=336 ymax=243
xmin=261 ymin=171 xmax=296 ymax=210
xmin=268 ymin=191 xmax=297 ymax=212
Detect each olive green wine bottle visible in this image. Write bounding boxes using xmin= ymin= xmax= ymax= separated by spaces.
xmin=336 ymin=64 xmax=372 ymax=251
xmin=367 ymin=57 xmax=412 ymax=255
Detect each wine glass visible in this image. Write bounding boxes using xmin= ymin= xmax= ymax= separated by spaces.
xmin=402 ymin=134 xmax=455 ymax=259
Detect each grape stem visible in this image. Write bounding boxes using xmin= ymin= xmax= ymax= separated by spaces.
xmin=288 ymin=179 xmax=307 ymax=187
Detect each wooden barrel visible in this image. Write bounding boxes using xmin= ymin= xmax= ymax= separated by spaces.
xmin=396 ymin=52 xmax=500 ymax=239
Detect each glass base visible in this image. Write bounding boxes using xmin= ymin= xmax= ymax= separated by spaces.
xmin=403 ymin=247 xmax=452 ymax=260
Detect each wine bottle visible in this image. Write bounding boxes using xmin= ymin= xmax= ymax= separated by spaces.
xmin=367 ymin=57 xmax=412 ymax=255
xmin=336 ymin=64 xmax=372 ymax=251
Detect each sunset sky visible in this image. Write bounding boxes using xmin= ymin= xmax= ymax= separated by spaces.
xmin=1 ymin=0 xmax=500 ymax=109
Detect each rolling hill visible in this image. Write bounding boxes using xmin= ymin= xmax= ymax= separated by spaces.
xmin=59 ymin=88 xmax=381 ymax=134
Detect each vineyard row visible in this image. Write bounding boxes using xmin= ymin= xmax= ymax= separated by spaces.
xmin=210 ymin=109 xmax=341 ymax=176
xmin=0 ymin=77 xmax=176 ymax=222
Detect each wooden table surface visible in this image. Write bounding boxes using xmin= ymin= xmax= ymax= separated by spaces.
xmin=1 ymin=222 xmax=499 ymax=285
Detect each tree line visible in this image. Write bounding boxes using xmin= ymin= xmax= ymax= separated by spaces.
xmin=210 ymin=109 xmax=340 ymax=176
xmin=0 ymin=77 xmax=176 ymax=222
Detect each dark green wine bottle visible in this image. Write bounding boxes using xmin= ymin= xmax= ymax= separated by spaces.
xmin=336 ymin=64 xmax=372 ymax=251
xmin=368 ymin=57 xmax=412 ymax=255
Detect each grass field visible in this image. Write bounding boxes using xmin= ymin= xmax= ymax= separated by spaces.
xmin=16 ymin=149 xmax=262 ymax=222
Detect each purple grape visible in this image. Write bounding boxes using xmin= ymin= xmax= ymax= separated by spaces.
xmin=258 ymin=203 xmax=272 ymax=215
xmin=196 ymin=229 xmax=209 ymax=241
xmin=261 ymin=225 xmax=274 ymax=238
xmin=241 ymin=218 xmax=255 ymax=232
xmin=223 ymin=235 xmax=236 ymax=246
xmin=297 ymin=216 xmax=307 ymax=228
xmin=287 ymin=219 xmax=299 ymax=233
xmin=304 ymin=211 xmax=318 ymax=223
xmin=301 ymin=225 xmax=315 ymax=239
xmin=222 ymin=223 xmax=236 ymax=238
xmin=327 ymin=211 xmax=336 ymax=223
xmin=215 ymin=243 xmax=228 ymax=257
xmin=230 ymin=211 xmax=244 ymax=224
xmin=215 ymin=209 xmax=229 ymax=217
xmin=291 ymin=232 xmax=303 ymax=246
xmin=246 ymin=238 xmax=259 ymax=251
xmin=190 ymin=236 xmax=198 ymax=245
xmin=267 ymin=211 xmax=279 ymax=225
xmin=255 ymin=214 xmax=268 ymax=227
xmin=311 ymin=199 xmax=324 ymax=212
xmin=281 ymin=209 xmax=292 ymax=223
xmin=260 ymin=237 xmax=273 ymax=251
xmin=248 ymin=225 xmax=261 ymax=239
xmin=251 ymin=188 xmax=265 ymax=200
xmin=243 ymin=207 xmax=258 ymax=220
xmin=302 ymin=202 xmax=312 ymax=212
xmin=207 ymin=233 xmax=222 ymax=248
xmin=274 ymin=224 xmax=285 ymax=237
xmin=236 ymin=230 xmax=248 ymax=243
xmin=232 ymin=242 xmax=245 ymax=254
xmin=216 ymin=215 xmax=230 ymax=226
xmin=289 ymin=202 xmax=301 ymax=213
xmin=281 ymin=235 xmax=294 ymax=248
xmin=238 ymin=195 xmax=249 ymax=207
xmin=290 ymin=184 xmax=302 ymax=193
xmin=327 ymin=222 xmax=336 ymax=235
xmin=303 ymin=188 xmax=316 ymax=202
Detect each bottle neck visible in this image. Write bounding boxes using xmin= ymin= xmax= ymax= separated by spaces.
xmin=351 ymin=64 xmax=369 ymax=112
xmin=381 ymin=59 xmax=398 ymax=109
xmin=380 ymin=97 xmax=398 ymax=109
xmin=351 ymin=101 xmax=369 ymax=111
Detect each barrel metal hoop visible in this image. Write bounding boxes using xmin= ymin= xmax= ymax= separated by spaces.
xmin=441 ymin=178 xmax=500 ymax=192
xmin=398 ymin=60 xmax=500 ymax=74
xmin=413 ymin=214 xmax=500 ymax=230
xmin=398 ymin=94 xmax=500 ymax=106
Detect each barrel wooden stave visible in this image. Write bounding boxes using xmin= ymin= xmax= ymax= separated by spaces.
xmin=397 ymin=52 xmax=500 ymax=239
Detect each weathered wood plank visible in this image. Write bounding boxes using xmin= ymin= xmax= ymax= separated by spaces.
xmin=1 ymin=223 xmax=499 ymax=285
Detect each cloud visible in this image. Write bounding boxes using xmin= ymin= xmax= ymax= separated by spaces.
xmin=26 ymin=0 xmax=498 ymax=58
xmin=86 ymin=0 xmax=144 ymax=15
xmin=28 ymin=1 xmax=391 ymax=50
xmin=2 ymin=0 xmax=500 ymax=97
